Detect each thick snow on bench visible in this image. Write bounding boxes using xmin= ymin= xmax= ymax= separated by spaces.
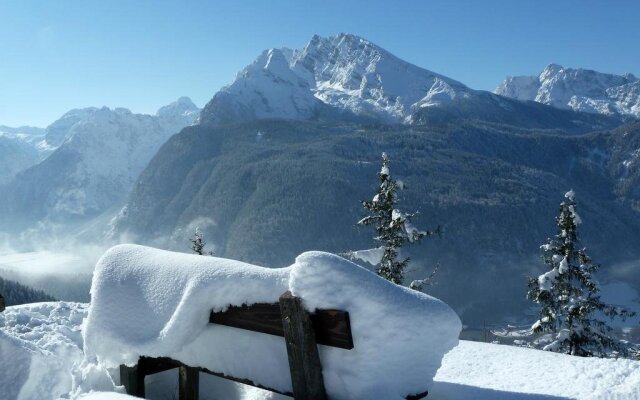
xmin=83 ymin=244 xmax=461 ymax=399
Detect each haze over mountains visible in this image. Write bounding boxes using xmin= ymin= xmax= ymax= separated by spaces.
xmin=0 ymin=126 xmax=50 ymax=185
xmin=1 ymin=33 xmax=639 ymax=326
xmin=0 ymin=97 xmax=199 ymax=235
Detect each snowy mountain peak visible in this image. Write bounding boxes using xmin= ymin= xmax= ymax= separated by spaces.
xmin=264 ymin=48 xmax=292 ymax=71
xmin=496 ymin=65 xmax=640 ymax=118
xmin=200 ymin=33 xmax=472 ymax=125
xmin=156 ymin=96 xmax=199 ymax=120
xmin=45 ymin=108 xmax=99 ymax=147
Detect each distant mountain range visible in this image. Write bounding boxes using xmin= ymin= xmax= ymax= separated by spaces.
xmin=0 ymin=97 xmax=199 ymax=232
xmin=200 ymin=34 xmax=622 ymax=132
xmin=496 ymin=64 xmax=640 ymax=118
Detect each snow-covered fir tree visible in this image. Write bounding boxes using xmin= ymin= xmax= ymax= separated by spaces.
xmin=190 ymin=227 xmax=213 ymax=256
xmin=355 ymin=152 xmax=439 ymax=286
xmin=527 ymin=190 xmax=636 ymax=357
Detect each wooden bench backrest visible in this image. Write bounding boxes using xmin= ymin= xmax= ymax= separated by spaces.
xmin=209 ymin=299 xmax=354 ymax=349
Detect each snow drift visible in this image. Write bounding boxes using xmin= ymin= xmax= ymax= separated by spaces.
xmin=0 ymin=302 xmax=87 ymax=400
xmin=82 ymin=244 xmax=461 ymax=399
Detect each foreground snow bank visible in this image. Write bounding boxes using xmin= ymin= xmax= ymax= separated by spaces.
xmin=2 ymin=302 xmax=639 ymax=399
xmin=82 ymin=245 xmax=461 ymax=399
xmin=432 ymin=341 xmax=640 ymax=399
xmin=0 ymin=302 xmax=87 ymax=400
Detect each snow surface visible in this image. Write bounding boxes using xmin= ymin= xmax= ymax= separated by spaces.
xmin=0 ymin=302 xmax=88 ymax=400
xmin=431 ymin=340 xmax=640 ymax=400
xmin=350 ymin=246 xmax=384 ymax=266
xmin=1 ymin=301 xmax=640 ymax=399
xmin=80 ymin=245 xmax=461 ymax=400
xmin=496 ymin=64 xmax=640 ymax=118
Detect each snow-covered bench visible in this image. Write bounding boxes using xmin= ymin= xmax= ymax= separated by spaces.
xmin=119 ymin=290 xmax=358 ymax=400
xmin=84 ymin=245 xmax=461 ymax=400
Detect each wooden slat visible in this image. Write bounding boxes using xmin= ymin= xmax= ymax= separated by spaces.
xmin=120 ymin=364 xmax=145 ymax=397
xmin=310 ymin=310 xmax=353 ymax=350
xmin=209 ymin=302 xmax=354 ymax=349
xmin=138 ymin=356 xmax=181 ymax=376
xmin=211 ymin=302 xmax=284 ymax=336
xmin=279 ymin=291 xmax=327 ymax=400
xmin=179 ymin=366 xmax=199 ymax=400
xmin=124 ymin=351 xmax=427 ymax=399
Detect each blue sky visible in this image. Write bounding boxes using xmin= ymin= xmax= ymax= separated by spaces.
xmin=1 ymin=0 xmax=638 ymax=127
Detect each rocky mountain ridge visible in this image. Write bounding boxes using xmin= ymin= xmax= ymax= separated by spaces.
xmin=496 ymin=64 xmax=640 ymax=118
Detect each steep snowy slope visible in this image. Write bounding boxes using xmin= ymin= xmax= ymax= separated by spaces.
xmin=496 ymin=64 xmax=640 ymax=118
xmin=290 ymin=34 xmax=471 ymax=122
xmin=0 ymin=98 xmax=199 ymax=232
xmin=199 ymin=34 xmax=473 ymax=125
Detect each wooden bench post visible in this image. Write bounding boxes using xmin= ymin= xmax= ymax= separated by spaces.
xmin=279 ymin=291 xmax=328 ymax=400
xmin=120 ymin=363 xmax=145 ymax=397
xmin=179 ymin=366 xmax=199 ymax=400
xmin=0 ymin=293 xmax=5 ymax=313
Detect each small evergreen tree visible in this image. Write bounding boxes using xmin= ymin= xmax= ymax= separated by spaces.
xmin=190 ymin=227 xmax=213 ymax=256
xmin=357 ymin=153 xmax=439 ymax=285
xmin=528 ymin=190 xmax=636 ymax=357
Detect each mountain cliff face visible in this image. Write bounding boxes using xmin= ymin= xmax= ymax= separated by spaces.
xmin=0 ymin=98 xmax=199 ymax=231
xmin=496 ymin=64 xmax=640 ymax=118
xmin=200 ymin=33 xmax=472 ymax=125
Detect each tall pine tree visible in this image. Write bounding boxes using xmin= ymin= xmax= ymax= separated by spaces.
xmin=357 ymin=153 xmax=439 ymax=285
xmin=528 ymin=190 xmax=636 ymax=357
